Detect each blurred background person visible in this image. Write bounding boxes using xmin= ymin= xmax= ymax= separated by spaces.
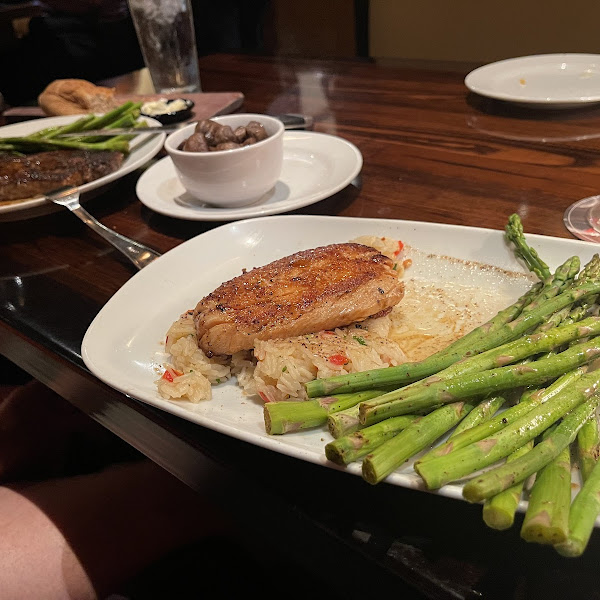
xmin=0 ymin=0 xmax=271 ymax=108
xmin=0 ymin=0 xmax=144 ymax=106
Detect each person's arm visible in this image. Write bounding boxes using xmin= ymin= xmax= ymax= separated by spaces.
xmin=0 ymin=460 xmax=232 ymax=599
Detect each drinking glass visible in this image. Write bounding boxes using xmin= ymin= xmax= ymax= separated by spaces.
xmin=127 ymin=0 xmax=201 ymax=94
xmin=564 ymin=196 xmax=600 ymax=242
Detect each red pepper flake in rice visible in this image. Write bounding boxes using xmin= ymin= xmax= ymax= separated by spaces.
xmin=161 ymin=367 xmax=184 ymax=382
xmin=328 ymin=353 xmax=349 ymax=366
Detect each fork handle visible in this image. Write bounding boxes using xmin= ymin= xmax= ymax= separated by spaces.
xmin=67 ymin=204 xmax=162 ymax=270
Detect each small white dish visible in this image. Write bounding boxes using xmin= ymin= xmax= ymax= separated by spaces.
xmin=136 ymin=130 xmax=363 ymax=220
xmin=165 ymin=113 xmax=284 ymax=207
xmin=0 ymin=115 xmax=165 ymax=221
xmin=465 ymin=53 xmax=600 ymax=109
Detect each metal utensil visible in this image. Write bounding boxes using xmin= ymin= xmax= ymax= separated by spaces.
xmin=58 ymin=125 xmax=186 ymax=137
xmin=46 ymin=186 xmax=161 ymax=270
xmin=57 ymin=114 xmax=314 ymax=137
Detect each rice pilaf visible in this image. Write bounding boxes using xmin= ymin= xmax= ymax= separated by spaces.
xmin=156 ymin=235 xmax=407 ymax=404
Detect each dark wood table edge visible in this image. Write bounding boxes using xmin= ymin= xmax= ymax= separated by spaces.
xmin=0 ymin=320 xmax=430 ymax=598
xmin=0 ymin=321 xmax=225 ymax=487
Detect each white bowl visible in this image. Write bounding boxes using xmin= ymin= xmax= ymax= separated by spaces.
xmin=164 ymin=113 xmax=284 ymax=207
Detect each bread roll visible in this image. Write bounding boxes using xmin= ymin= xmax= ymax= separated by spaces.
xmin=38 ymin=79 xmax=118 ymax=116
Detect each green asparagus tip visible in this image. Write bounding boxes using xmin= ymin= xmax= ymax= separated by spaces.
xmin=505 ymin=213 xmax=551 ymax=281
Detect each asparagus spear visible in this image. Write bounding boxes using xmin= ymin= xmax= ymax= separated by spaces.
xmin=106 ymin=119 xmax=156 ymax=147
xmin=362 ymin=400 xmax=476 ymax=485
xmin=27 ymin=103 xmax=138 ymax=141
xmin=2 ymin=101 xmax=142 ymax=153
xmin=324 ymin=415 xmax=419 ymax=465
xmin=576 ymin=414 xmax=600 ymax=482
xmin=29 ymin=115 xmax=96 ymax=139
xmin=264 ymin=389 xmax=387 ymax=435
xmin=563 ymin=302 xmax=595 ymax=329
xmin=414 ymin=371 xmax=600 ymax=490
xmin=327 ymin=401 xmax=440 ymax=439
xmin=555 ymin=454 xmax=600 ymax=557
xmin=459 ymin=396 xmax=600 ymax=502
xmin=482 ymin=440 xmax=534 ymax=530
xmin=505 ymin=213 xmax=552 ymax=281
xmin=574 ymin=253 xmax=600 ymax=285
xmin=0 ymin=136 xmax=130 ymax=154
xmin=65 ymin=112 xmax=138 ymax=144
xmin=327 ymin=405 xmax=362 ymax=438
xmin=518 ymin=256 xmax=579 ymax=316
xmin=523 ymin=254 xmax=600 ymax=333
xmin=354 ymin=317 xmax=572 ymax=419
xmin=449 ymin=395 xmax=507 ymax=438
xmin=306 ymin=279 xmax=600 ymax=398
xmin=514 ymin=255 xmax=586 ymax=332
xmin=0 ymin=144 xmax=23 ymax=154
xmin=418 ymin=368 xmax=586 ymax=464
xmin=78 ymin=101 xmax=138 ymax=131
xmin=535 ymin=305 xmax=574 ymax=333
xmin=359 ymin=335 xmax=600 ymax=425
xmin=520 ymin=429 xmax=572 ymax=545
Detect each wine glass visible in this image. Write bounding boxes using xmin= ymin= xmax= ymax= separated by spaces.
xmin=563 ymin=196 xmax=600 ymax=242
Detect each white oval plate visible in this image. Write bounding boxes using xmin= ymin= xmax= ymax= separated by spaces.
xmin=81 ymin=215 xmax=600 ymax=519
xmin=0 ymin=115 xmax=165 ymax=221
xmin=135 ymin=131 xmax=363 ymax=221
xmin=465 ymin=53 xmax=600 ymax=108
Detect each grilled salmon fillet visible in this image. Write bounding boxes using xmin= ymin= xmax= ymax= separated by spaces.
xmin=0 ymin=150 xmax=124 ymax=203
xmin=193 ymin=242 xmax=405 ymax=355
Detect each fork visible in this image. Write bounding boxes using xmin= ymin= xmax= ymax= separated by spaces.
xmin=46 ymin=186 xmax=162 ymax=270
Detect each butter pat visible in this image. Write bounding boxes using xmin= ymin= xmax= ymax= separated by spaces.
xmin=141 ymin=98 xmax=188 ymax=116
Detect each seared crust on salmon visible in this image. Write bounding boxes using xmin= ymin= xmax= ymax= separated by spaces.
xmin=193 ymin=242 xmax=405 ymax=355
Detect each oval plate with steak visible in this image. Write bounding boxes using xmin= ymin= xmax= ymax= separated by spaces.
xmin=0 ymin=115 xmax=165 ymax=221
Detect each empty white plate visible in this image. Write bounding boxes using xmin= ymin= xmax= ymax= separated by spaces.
xmin=465 ymin=53 xmax=600 ymax=108
xmin=135 ymin=131 xmax=363 ymax=220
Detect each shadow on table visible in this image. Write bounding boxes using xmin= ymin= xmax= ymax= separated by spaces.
xmin=466 ymin=92 xmax=600 ymax=122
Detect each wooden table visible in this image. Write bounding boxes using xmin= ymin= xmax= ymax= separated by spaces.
xmin=3 ymin=53 xmax=600 ymax=600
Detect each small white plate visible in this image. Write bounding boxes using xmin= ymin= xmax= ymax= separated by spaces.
xmin=465 ymin=53 xmax=600 ymax=108
xmin=0 ymin=115 xmax=165 ymax=221
xmin=135 ymin=131 xmax=363 ymax=220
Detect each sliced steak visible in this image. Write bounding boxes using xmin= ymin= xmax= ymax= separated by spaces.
xmin=0 ymin=150 xmax=124 ymax=202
